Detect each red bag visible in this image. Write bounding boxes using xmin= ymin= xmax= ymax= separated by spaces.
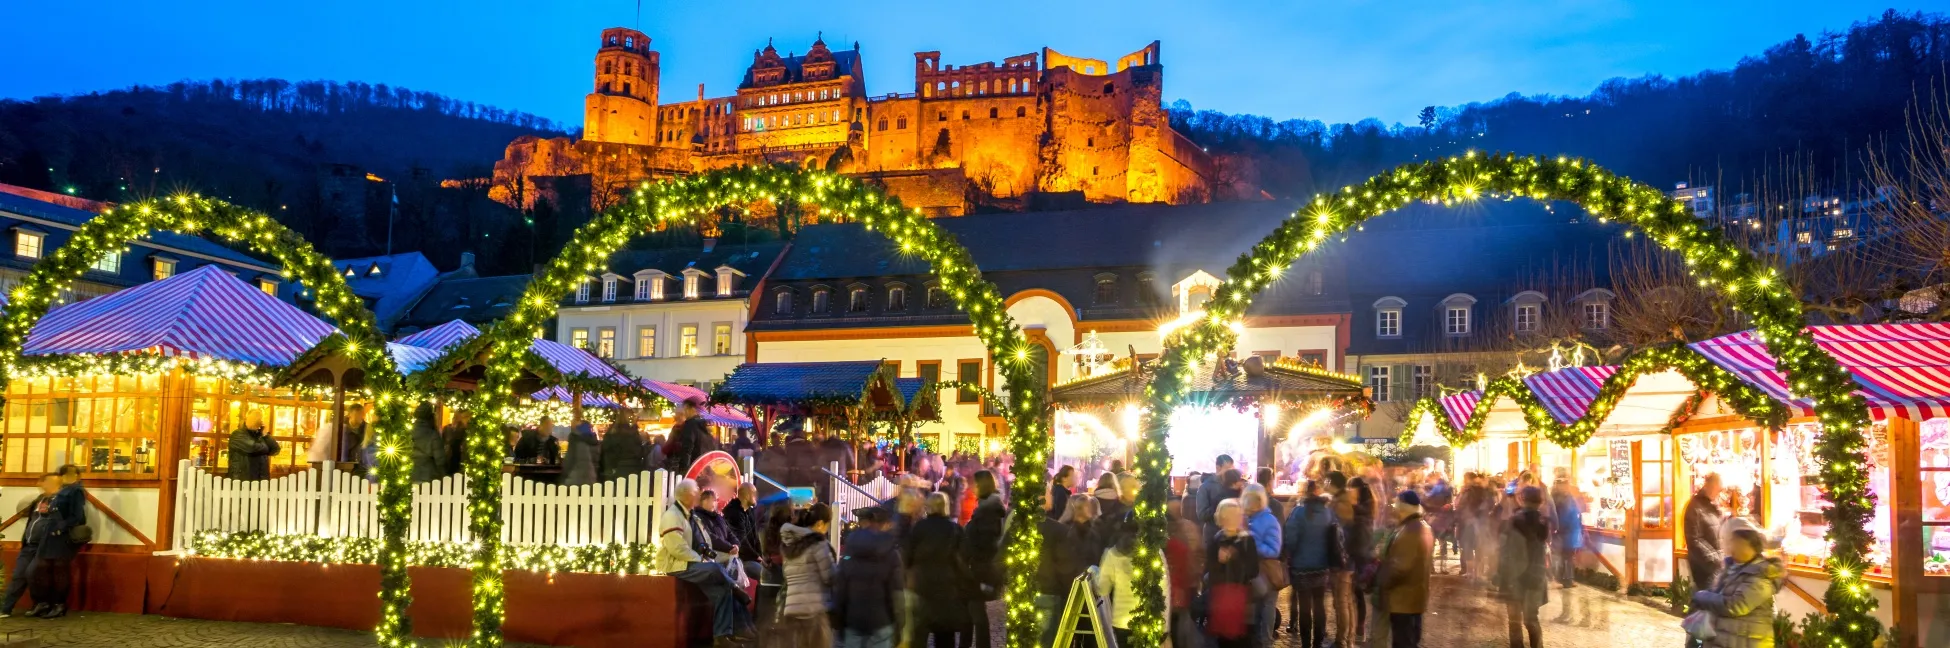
xmin=1206 ymin=582 xmax=1251 ymax=639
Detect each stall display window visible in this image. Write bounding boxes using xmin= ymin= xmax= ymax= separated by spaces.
xmin=1640 ymin=439 xmax=1673 ymax=529
xmin=185 ymin=378 xmax=334 ymax=476
xmin=1580 ymin=438 xmax=1633 ymax=531
xmin=1776 ymin=422 xmax=1891 ymax=570
xmin=1679 ymin=428 xmax=1763 ymax=516
xmin=0 ymin=374 xmax=163 ymax=476
xmin=1919 ymin=418 xmax=1950 ymax=576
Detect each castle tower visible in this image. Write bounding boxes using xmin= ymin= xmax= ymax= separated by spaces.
xmin=583 ymin=27 xmax=660 ymax=146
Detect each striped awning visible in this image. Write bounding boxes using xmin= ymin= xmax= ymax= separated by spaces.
xmin=641 ymin=378 xmax=753 ymax=428
xmin=1439 ymin=391 xmax=1481 ymax=431
xmin=394 ymin=319 xmax=480 ymax=351
xmin=24 ymin=265 xmax=333 ymax=366
xmin=532 ymin=385 xmax=623 ymax=409
xmin=387 ymin=343 xmax=447 ymax=375
xmin=1523 ymin=365 xmax=1619 ymax=424
xmin=531 ymin=337 xmax=629 ymax=383
xmin=1690 ymin=323 xmax=1950 ymax=421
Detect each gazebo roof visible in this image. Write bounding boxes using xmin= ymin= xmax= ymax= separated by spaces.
xmin=24 ymin=265 xmax=333 ymax=366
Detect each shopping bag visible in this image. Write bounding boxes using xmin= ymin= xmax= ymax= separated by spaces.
xmin=1681 ymin=609 xmax=1717 ymax=641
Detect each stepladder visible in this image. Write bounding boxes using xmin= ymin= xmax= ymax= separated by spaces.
xmin=1051 ymin=571 xmax=1118 ymax=648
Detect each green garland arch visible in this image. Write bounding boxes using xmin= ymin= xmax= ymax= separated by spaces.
xmin=1127 ymin=153 xmax=1880 ymax=648
xmin=1401 ymin=343 xmax=1791 ymax=448
xmin=461 ymin=165 xmax=1051 ymax=647
xmin=0 ymin=196 xmax=419 ymax=647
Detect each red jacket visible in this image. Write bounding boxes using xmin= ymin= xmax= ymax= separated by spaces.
xmin=1165 ymin=536 xmax=1194 ymax=609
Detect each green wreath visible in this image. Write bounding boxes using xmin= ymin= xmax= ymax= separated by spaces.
xmin=462 ymin=165 xmax=1051 ymax=647
xmin=1129 ymin=154 xmax=1879 ymax=648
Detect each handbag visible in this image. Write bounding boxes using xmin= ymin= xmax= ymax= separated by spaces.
xmin=1681 ymin=609 xmax=1717 ymax=641
xmin=1260 ymin=557 xmax=1289 ymax=591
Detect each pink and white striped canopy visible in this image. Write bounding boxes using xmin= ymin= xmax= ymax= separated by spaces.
xmin=531 ymin=385 xmax=623 ymax=408
xmin=1690 ymin=322 xmax=1950 ymax=421
xmin=1523 ymin=365 xmax=1620 ymax=425
xmin=641 ymin=378 xmax=753 ymax=428
xmin=23 ymin=265 xmax=334 ymax=366
xmin=391 ymin=319 xmax=628 ymax=385
xmin=393 ymin=319 xmax=480 ymax=351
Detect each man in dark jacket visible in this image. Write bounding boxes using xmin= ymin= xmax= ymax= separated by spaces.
xmin=440 ymin=410 xmax=470 ymax=477
xmin=338 ymin=404 xmax=369 ymax=465
xmin=1035 ymin=515 xmax=1085 ymax=646
xmin=226 ymin=409 xmax=280 ymax=480
xmin=962 ymin=471 xmax=1007 ymax=648
xmin=667 ymin=397 xmax=718 ymax=475
xmin=0 ymin=473 xmax=76 ymax=618
xmin=834 ymin=507 xmax=903 ymax=647
xmin=1683 ymin=472 xmax=1726 ymax=648
xmin=407 ymin=403 xmax=447 ymax=483
xmin=1283 ymin=479 xmax=1343 ymax=646
xmin=599 ymin=412 xmax=648 ymax=482
xmin=1196 ymin=455 xmax=1238 ymax=540
xmin=723 ymin=484 xmax=762 ymax=565
xmin=905 ymin=493 xmax=969 ymax=648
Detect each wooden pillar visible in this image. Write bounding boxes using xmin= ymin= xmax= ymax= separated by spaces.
xmin=1624 ymin=439 xmax=1643 ymax=588
xmin=329 ymin=368 xmax=347 ymax=464
xmin=1889 ymin=417 xmax=1921 ymax=648
xmin=154 ymin=366 xmax=194 ymax=551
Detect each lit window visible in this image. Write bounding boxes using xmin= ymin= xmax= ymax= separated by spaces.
xmin=92 ymin=251 xmax=121 ymax=274
xmin=367 ymin=264 xmax=382 ymax=277
xmin=1445 ymin=306 xmax=1470 ymax=335
xmin=684 ymin=273 xmax=700 ymax=299
xmin=1376 ymin=309 xmax=1401 ymax=337
xmin=14 ymin=231 xmax=43 ymax=259
xmin=1368 ymin=366 xmax=1391 ymax=402
xmin=887 ymin=286 xmax=907 ymax=311
xmin=602 ymin=277 xmax=618 ymax=302
xmin=849 ymin=288 xmax=868 ymax=312
xmin=713 ymin=324 xmax=731 ymax=355
xmin=257 ymin=279 xmax=278 ymax=296
xmin=680 ymin=324 xmax=699 ymax=356
xmin=1833 ymin=228 xmax=1854 ymax=239
xmin=1413 ymin=364 xmax=1433 ymax=398
xmin=570 ymin=328 xmax=590 ymax=349
xmin=596 ymin=328 xmax=616 ymax=358
xmin=637 ymin=326 xmax=656 ymax=358
xmin=1796 ymin=231 xmax=1813 ymax=244
xmin=152 ymin=258 xmax=176 ymax=280
xmin=1515 ymin=304 xmax=1539 ymax=332
xmin=575 ymin=278 xmax=591 ymax=303
xmin=716 ymin=269 xmax=737 ymax=296
xmin=1583 ymin=302 xmax=1610 ymax=330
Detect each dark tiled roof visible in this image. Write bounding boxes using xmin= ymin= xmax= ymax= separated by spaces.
xmin=716 ymin=360 xmax=887 ymax=405
xmin=1052 ymin=360 xmax=1366 ymax=405
xmin=0 ymin=191 xmax=271 ymax=269
xmin=604 ymin=241 xmax=786 ymax=278
xmin=399 ymin=274 xmax=531 ymax=330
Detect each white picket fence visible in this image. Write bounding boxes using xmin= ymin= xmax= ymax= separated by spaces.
xmin=172 ymin=460 xmax=674 ymax=550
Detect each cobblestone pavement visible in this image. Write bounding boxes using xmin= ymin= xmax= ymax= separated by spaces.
xmin=0 ymin=613 xmax=548 ymax=648
xmin=1264 ymin=572 xmax=1688 ymax=648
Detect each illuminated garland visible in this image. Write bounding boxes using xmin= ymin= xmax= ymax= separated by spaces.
xmin=467 ymin=165 xmax=1048 ymax=647
xmin=14 ymin=351 xmax=274 ymax=385
xmin=0 ymin=197 xmax=419 ymax=648
xmin=185 ymin=530 xmax=661 ymax=576
xmin=1132 ymin=154 xmax=1880 ymax=648
xmin=1399 ymin=344 xmax=1787 ymax=449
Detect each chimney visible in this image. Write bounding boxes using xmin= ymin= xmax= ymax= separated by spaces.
xmin=697 ymin=83 xmax=706 ymax=102
xmin=458 ymin=251 xmax=476 ymax=272
xmin=702 ymin=237 xmax=717 ymax=253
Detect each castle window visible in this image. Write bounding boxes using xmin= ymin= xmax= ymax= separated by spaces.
xmin=1093 ymin=273 xmax=1118 ymax=305
xmin=938 ymin=111 xmax=947 ymax=122
xmin=1017 ymin=106 xmax=1026 ymax=117
xmin=961 ymin=110 xmax=969 ymax=120
xmin=936 ymin=82 xmax=945 ymax=93
xmin=1104 ymin=82 xmax=1114 ymax=94
xmin=1092 ymin=166 xmax=1099 ymax=176
xmin=1087 ymin=137 xmax=1094 ymax=147
xmin=897 ymin=116 xmax=907 ymax=129
xmin=878 ymin=119 xmax=888 ymax=131
xmin=951 ymin=81 xmax=960 ymax=95
xmin=623 ymin=82 xmax=632 ymax=95
xmin=624 ymin=61 xmax=632 ymax=75
xmin=1009 ymin=79 xmax=1018 ymax=93
xmin=604 ymin=61 xmax=613 ymax=75
xmin=989 ymin=107 xmax=998 ymax=119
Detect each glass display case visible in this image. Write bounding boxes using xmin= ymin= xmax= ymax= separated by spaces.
xmin=1578 ymin=438 xmax=1633 ymax=531
xmin=1775 ymin=422 xmax=1892 ymax=571
xmin=1920 ymin=418 xmax=1950 ymax=576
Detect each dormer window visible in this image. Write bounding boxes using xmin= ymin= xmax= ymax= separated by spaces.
xmin=812 ymin=286 xmax=831 ymax=314
xmin=848 ymin=286 xmax=869 ymax=313
xmin=1515 ymin=304 xmax=1539 ymax=332
xmin=681 ymin=269 xmax=708 ymax=300
xmin=635 ymin=271 xmax=668 ymax=301
xmin=1508 ymin=290 xmax=1546 ymax=333
xmin=925 ymin=284 xmax=947 ymax=309
xmin=92 ymin=251 xmax=121 ymax=274
xmin=1576 ymin=289 xmax=1615 ymax=330
xmin=1374 ymin=297 xmax=1406 ymax=338
xmin=367 ymin=264 xmax=382 ymax=277
xmin=343 ymin=267 xmax=356 ymax=278
xmin=575 ymin=277 xmax=592 ymax=304
xmin=601 ymin=276 xmax=619 ymax=302
xmin=1093 ymin=273 xmax=1118 ymax=305
xmin=715 ymin=266 xmax=745 ymax=297
xmin=1440 ymin=294 xmax=1477 ymax=336
xmin=1136 ymin=272 xmax=1158 ymax=306
xmin=887 ymin=284 xmax=908 ymax=311
xmin=13 ymin=229 xmax=43 ymax=259
xmin=152 ymin=258 xmax=176 ymax=281
xmin=774 ymin=288 xmax=794 ymax=315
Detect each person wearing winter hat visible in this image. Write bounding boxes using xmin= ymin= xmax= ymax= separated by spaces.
xmin=1377 ymin=490 xmax=1434 ymax=647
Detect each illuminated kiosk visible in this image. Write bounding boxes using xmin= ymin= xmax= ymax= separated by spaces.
xmin=716 ymin=360 xmax=940 ymax=501
xmin=1049 ymin=355 xmax=1369 ymax=487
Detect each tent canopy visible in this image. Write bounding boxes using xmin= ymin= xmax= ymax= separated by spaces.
xmin=1692 ymin=322 xmax=1950 ymax=421
xmin=641 ymin=378 xmax=753 ymax=428
xmin=24 ymin=265 xmax=333 ymax=366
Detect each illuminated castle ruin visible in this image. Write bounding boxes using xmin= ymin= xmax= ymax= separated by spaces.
xmin=492 ymin=28 xmax=1215 ymax=215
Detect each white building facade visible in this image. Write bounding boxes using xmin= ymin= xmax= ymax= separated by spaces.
xmin=555 ymin=240 xmax=786 ymax=391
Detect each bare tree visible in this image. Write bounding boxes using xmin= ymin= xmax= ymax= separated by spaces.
xmin=1864 ymin=73 xmax=1950 ymax=316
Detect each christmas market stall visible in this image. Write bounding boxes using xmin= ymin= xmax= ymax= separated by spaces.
xmin=0 ymin=265 xmax=341 ymax=610
xmin=715 ymin=360 xmax=935 ymax=498
xmin=1049 ymin=354 xmax=1370 ymax=489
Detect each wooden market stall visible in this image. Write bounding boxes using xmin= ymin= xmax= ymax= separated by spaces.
xmin=716 ymin=360 xmax=937 ymax=489
xmin=0 ymin=265 xmax=346 ymax=609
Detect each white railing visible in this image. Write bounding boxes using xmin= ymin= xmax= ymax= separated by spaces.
xmin=172 ymin=460 xmax=672 ymax=551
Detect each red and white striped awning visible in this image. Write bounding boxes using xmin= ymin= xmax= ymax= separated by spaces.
xmin=24 ymin=265 xmax=334 ymax=366
xmin=1439 ymin=391 xmax=1481 ymax=431
xmin=1523 ymin=365 xmax=1619 ymax=425
xmin=641 ymin=378 xmax=752 ymax=428
xmin=394 ymin=319 xmax=480 ymax=351
xmin=1690 ymin=323 xmax=1950 ymax=421
xmin=391 ymin=319 xmax=628 ymax=386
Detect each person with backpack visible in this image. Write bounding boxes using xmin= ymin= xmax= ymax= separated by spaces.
xmin=1283 ymin=479 xmax=1344 ymax=648
xmin=1499 ymin=486 xmax=1551 ymax=648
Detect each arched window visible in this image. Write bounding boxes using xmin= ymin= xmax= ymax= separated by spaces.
xmin=604 ymin=61 xmax=613 ymax=75
xmin=926 ymin=284 xmax=947 ymax=309
xmin=878 ymin=119 xmax=888 ymax=131
xmin=1093 ymin=273 xmax=1118 ymax=305
xmin=811 ymin=288 xmax=831 ymax=314
xmin=887 ymin=285 xmax=907 ymax=311
xmin=848 ymin=287 xmax=869 ymax=312
xmin=774 ymin=289 xmax=793 ymax=315
xmin=1009 ymin=79 xmax=1018 ymax=93
xmin=989 ymin=107 xmax=998 ymax=119
xmin=897 ymin=116 xmax=907 ymax=129
xmin=1016 ymin=106 xmax=1026 ymax=118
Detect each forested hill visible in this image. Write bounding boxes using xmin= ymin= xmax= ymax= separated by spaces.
xmin=1174 ymin=9 xmax=1950 ymax=200
xmin=0 ymin=78 xmax=565 ymax=214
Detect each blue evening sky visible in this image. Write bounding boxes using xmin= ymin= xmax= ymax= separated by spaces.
xmin=1 ymin=0 xmax=1930 ymax=127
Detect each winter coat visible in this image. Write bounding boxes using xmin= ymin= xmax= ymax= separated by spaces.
xmin=1205 ymin=529 xmax=1262 ymax=587
xmin=723 ymin=498 xmax=761 ymax=562
xmin=833 ymin=526 xmax=902 ymax=632
xmin=1344 ymin=504 xmax=1376 ymax=573
xmin=1037 ymin=517 xmax=1088 ymax=595
xmin=904 ymin=513 xmax=968 ymax=628
xmin=598 ymin=422 xmax=648 ymax=481
xmin=694 ymin=507 xmax=736 ymax=555
xmin=337 ymin=421 xmax=366 ymax=464
xmin=1497 ymin=508 xmax=1551 ymax=609
xmin=963 ymin=493 xmax=1007 ymax=599
xmin=1049 ymin=484 xmax=1073 ymax=520
xmin=1693 ymin=556 xmax=1786 ymax=648
xmin=407 ymin=405 xmax=446 ymax=483
xmin=1552 ymin=488 xmax=1586 ymax=550
xmin=1283 ymin=495 xmax=1345 ymax=574
xmin=1096 ymin=545 xmax=1137 ymax=630
xmin=226 ymin=426 xmax=279 ymax=481
xmin=1196 ymin=477 xmax=1239 ymax=538
xmin=561 ymin=422 xmax=600 ymax=486
xmin=780 ymin=523 xmax=835 ymax=619
xmin=666 ymin=416 xmax=716 ymax=473
xmin=1685 ymin=495 xmax=1727 ymax=587
xmin=656 ymin=501 xmax=708 ymax=573
xmin=1094 ymin=488 xmax=1125 ymax=522
xmin=1247 ymin=507 xmax=1282 ymax=560
xmin=21 ymin=491 xmax=79 ymax=560
xmin=1377 ymin=513 xmax=1434 ymax=614
xmin=441 ymin=423 xmax=467 ymax=476
xmin=513 ymin=428 xmax=551 ymax=463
